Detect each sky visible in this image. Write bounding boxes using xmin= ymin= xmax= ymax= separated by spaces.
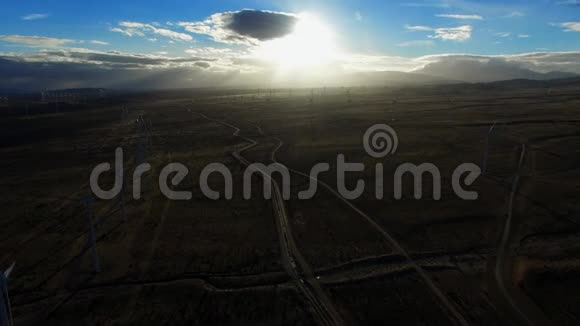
xmin=1 ymin=0 xmax=579 ymax=89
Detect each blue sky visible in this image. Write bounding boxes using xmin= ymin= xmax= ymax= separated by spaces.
xmin=2 ymin=0 xmax=579 ymax=56
xmin=1 ymin=0 xmax=579 ymax=89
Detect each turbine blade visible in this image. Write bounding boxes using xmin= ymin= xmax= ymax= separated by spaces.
xmin=4 ymin=262 xmax=15 ymax=278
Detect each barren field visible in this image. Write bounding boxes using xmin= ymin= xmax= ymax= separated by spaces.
xmin=1 ymin=83 xmax=579 ymax=325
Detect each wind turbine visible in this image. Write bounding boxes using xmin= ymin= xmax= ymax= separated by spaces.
xmin=118 ymin=145 xmax=127 ymax=222
xmin=0 ymin=262 xmax=15 ymax=326
xmin=81 ymin=197 xmax=101 ymax=273
xmin=482 ymin=122 xmax=498 ymax=175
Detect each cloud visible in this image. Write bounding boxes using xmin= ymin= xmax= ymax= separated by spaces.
xmin=502 ymin=51 xmax=580 ymax=72
xmin=517 ymin=34 xmax=531 ymax=38
xmin=111 ymin=21 xmax=193 ymax=41
xmin=0 ymin=47 xmax=281 ymax=90
xmin=119 ymin=22 xmax=148 ymax=29
xmin=354 ymin=11 xmax=363 ymax=22
xmin=178 ymin=9 xmax=298 ymax=45
xmin=416 ymin=56 xmax=537 ymax=82
xmin=496 ymin=32 xmax=511 ymax=38
xmin=110 ymin=27 xmax=144 ymax=37
xmin=420 ymin=57 xmax=537 ymax=82
xmin=504 ymin=11 xmax=525 ymax=18
xmin=559 ymin=22 xmax=580 ymax=32
xmin=0 ymin=35 xmax=74 ymax=47
xmin=397 ymin=40 xmax=435 ymax=47
xmin=1 ymin=46 xmax=579 ymax=90
xmin=152 ymin=27 xmax=193 ymax=41
xmin=431 ymin=25 xmax=472 ymax=41
xmin=227 ymin=10 xmax=296 ymax=40
xmin=339 ymin=51 xmax=580 ymax=79
xmin=185 ymin=47 xmax=239 ymax=57
xmin=406 ymin=24 xmax=473 ymax=41
xmin=414 ymin=52 xmax=580 ymax=81
xmin=90 ymin=40 xmax=109 ymax=45
xmin=2 ymin=49 xmax=216 ymax=68
xmin=21 ymin=13 xmax=49 ymax=21
xmin=0 ymin=56 xmax=231 ymax=90
xmin=194 ymin=61 xmax=211 ymax=69
xmin=436 ymin=14 xmax=483 ymax=20
xmin=405 ymin=25 xmax=434 ymax=31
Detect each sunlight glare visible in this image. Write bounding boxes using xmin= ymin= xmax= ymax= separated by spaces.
xmin=255 ymin=13 xmax=338 ymax=70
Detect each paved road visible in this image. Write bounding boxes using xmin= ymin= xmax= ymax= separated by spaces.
xmin=193 ymin=112 xmax=344 ymax=326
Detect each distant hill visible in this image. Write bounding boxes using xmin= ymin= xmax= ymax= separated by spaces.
xmin=485 ymin=76 xmax=580 ymax=89
xmin=346 ymin=71 xmax=457 ymax=86
xmin=1 ymin=72 xmax=578 ymax=94
xmin=340 ymin=68 xmax=577 ymax=87
xmin=415 ymin=59 xmax=578 ymax=83
xmin=0 ymin=89 xmax=35 ymax=96
xmin=42 ymin=88 xmax=108 ymax=94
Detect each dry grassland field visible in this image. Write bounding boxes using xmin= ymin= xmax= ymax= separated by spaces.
xmin=1 ymin=81 xmax=579 ymax=325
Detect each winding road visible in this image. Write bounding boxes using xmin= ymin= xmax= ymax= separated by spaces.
xmin=490 ymin=143 xmax=548 ymax=326
xmin=193 ymin=111 xmax=345 ymax=326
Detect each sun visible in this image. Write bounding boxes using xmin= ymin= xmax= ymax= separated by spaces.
xmin=255 ymin=13 xmax=338 ymax=70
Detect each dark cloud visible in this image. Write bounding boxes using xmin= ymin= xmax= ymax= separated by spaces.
xmin=194 ymin=61 xmax=211 ymax=69
xmin=224 ymin=10 xmax=298 ymax=41
xmin=0 ymin=50 xmax=230 ymax=90
xmin=7 ymin=50 xmax=216 ymax=67
xmin=49 ymin=51 xmax=171 ymax=65
xmin=0 ymin=57 xmax=235 ymax=90
xmin=179 ymin=9 xmax=298 ymax=45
